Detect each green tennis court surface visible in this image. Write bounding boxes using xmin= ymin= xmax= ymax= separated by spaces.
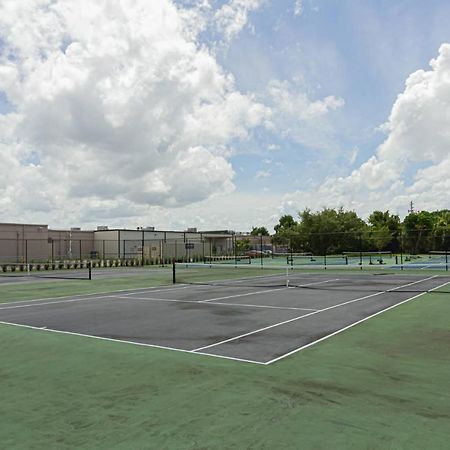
xmin=1 ymin=267 xmax=449 ymax=448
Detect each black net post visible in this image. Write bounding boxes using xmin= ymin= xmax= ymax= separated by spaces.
xmin=172 ymin=260 xmax=176 ymax=284
xmin=88 ymin=261 xmax=92 ymax=280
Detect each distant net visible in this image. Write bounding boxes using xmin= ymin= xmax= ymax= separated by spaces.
xmin=287 ymin=255 xmax=349 ymax=266
xmin=0 ymin=262 xmax=92 ymax=281
xmin=173 ymin=262 xmax=450 ymax=293
xmin=203 ymin=255 xmax=251 ymax=264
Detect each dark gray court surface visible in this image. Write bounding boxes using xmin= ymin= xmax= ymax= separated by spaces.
xmin=0 ymin=273 xmax=448 ymax=365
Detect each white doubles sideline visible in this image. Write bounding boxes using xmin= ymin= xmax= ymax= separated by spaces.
xmin=191 ymin=275 xmax=438 ymax=352
xmin=265 ymin=279 xmax=450 ymax=365
xmin=0 ymin=274 xmax=446 ymax=366
xmin=0 ymin=319 xmax=266 ymax=366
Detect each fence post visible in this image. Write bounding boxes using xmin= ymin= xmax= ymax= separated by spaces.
xmin=400 ymin=231 xmax=404 ymax=270
xmin=359 ymin=234 xmax=363 ymax=269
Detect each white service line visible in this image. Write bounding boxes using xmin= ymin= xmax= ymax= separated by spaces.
xmin=0 ymin=286 xmax=190 ymax=311
xmin=0 ymin=320 xmax=265 ymax=365
xmin=199 ymin=287 xmax=288 ymax=303
xmin=0 ymin=295 xmax=115 ymax=310
xmin=0 ymin=283 xmax=186 ymax=307
xmin=192 ymin=275 xmax=438 ymax=352
xmin=265 ymin=279 xmax=450 ymax=365
xmin=110 ymin=295 xmax=317 ymax=312
xmin=199 ymin=278 xmax=339 ymax=303
xmin=178 ymin=267 xmax=320 ymax=287
xmin=117 ymin=285 xmax=191 ymax=296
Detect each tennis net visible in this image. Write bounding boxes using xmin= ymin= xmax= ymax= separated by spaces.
xmin=0 ymin=262 xmax=92 ymax=281
xmin=173 ymin=262 xmax=450 ymax=293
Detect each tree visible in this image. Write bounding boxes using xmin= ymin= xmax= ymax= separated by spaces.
xmin=274 ymin=215 xmax=296 ymax=233
xmin=250 ymin=226 xmax=269 ymax=236
xmin=430 ymin=210 xmax=450 ymax=251
xmin=367 ymin=225 xmax=393 ymax=252
xmin=367 ymin=210 xmax=400 ymax=252
xmin=403 ymin=211 xmax=434 ymax=254
xmin=297 ymin=207 xmax=367 ymax=255
xmin=235 ymin=238 xmax=250 ymax=253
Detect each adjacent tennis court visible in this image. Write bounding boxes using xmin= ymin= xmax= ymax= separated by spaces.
xmin=1 ymin=269 xmax=448 ymax=364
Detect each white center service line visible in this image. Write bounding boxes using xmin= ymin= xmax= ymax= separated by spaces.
xmin=191 ymin=275 xmax=438 ymax=353
xmin=110 ymin=295 xmax=317 ymax=312
xmin=199 ymin=278 xmax=339 ymax=303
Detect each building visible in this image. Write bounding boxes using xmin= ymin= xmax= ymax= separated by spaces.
xmin=0 ymin=223 xmax=234 ymax=263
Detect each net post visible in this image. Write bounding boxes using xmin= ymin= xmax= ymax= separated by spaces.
xmin=88 ymin=261 xmax=92 ymax=280
xmin=172 ymin=260 xmax=176 ymax=284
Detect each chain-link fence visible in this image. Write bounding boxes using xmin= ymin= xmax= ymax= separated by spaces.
xmin=0 ymin=237 xmax=233 ymax=265
xmin=0 ymin=229 xmax=448 ymax=270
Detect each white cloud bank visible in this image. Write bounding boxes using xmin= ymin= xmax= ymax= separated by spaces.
xmin=0 ymin=0 xmax=269 ymax=225
xmin=282 ymin=43 xmax=450 ymax=218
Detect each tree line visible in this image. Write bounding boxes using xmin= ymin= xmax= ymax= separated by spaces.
xmin=250 ymin=208 xmax=450 ymax=255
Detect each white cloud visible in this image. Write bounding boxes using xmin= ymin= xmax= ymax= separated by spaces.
xmin=280 ymin=44 xmax=450 ymax=217
xmin=264 ymin=79 xmax=345 ymax=151
xmin=214 ymin=0 xmax=264 ymax=43
xmin=294 ymin=0 xmax=303 ymax=16
xmin=255 ymin=170 xmax=271 ymax=179
xmin=348 ymin=147 xmax=359 ymax=165
xmin=0 ymin=0 xmax=270 ymax=224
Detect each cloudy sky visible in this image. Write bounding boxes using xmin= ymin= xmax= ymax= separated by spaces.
xmin=0 ymin=0 xmax=449 ymax=232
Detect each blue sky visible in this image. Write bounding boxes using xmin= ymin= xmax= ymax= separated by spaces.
xmin=221 ymin=0 xmax=450 ymax=194
xmin=0 ymin=0 xmax=449 ymax=231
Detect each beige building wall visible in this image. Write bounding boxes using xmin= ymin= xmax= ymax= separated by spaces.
xmin=0 ymin=223 xmax=235 ymax=263
xmin=0 ymin=223 xmax=49 ymax=262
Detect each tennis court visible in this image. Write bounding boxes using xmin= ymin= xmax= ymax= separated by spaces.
xmin=1 ymin=269 xmax=448 ymax=365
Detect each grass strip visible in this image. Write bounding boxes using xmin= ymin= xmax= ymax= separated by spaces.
xmin=0 ymin=291 xmax=449 ymax=449
xmin=0 ymin=270 xmax=173 ymax=304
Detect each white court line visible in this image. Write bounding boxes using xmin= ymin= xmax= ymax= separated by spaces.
xmin=200 ymin=287 xmax=288 ymax=303
xmin=191 ymin=275 xmax=438 ymax=352
xmin=0 ymin=284 xmax=189 ymax=307
xmin=265 ymin=279 xmax=450 ymax=365
xmin=178 ymin=267 xmax=321 ymax=287
xmin=199 ymin=278 xmax=339 ymax=303
xmin=0 ymin=320 xmax=265 ymax=365
xmin=110 ymin=295 xmax=317 ymax=312
xmin=0 ymin=295 xmax=115 ymax=310
xmin=0 ymin=286 xmax=191 ymax=311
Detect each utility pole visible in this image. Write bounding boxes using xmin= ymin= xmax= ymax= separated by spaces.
xmin=408 ymin=201 xmax=415 ymax=214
